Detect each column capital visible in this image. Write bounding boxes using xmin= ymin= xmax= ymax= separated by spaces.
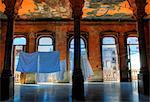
xmin=69 ymin=0 xmax=84 ymax=18
xmin=127 ymin=0 xmax=147 ymax=20
xmin=3 ymin=0 xmax=23 ymax=18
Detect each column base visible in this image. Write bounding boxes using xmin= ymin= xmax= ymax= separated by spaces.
xmin=120 ymin=70 xmax=130 ymax=82
xmin=0 ymin=75 xmax=14 ymax=101
xmin=138 ymin=73 xmax=150 ymax=96
xmin=72 ymin=69 xmax=85 ymax=101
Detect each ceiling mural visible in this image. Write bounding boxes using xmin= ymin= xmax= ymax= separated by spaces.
xmin=82 ymin=0 xmax=133 ymax=19
xmin=0 ymin=0 xmax=150 ymax=19
xmin=146 ymin=0 xmax=150 ymax=18
xmin=18 ymin=0 xmax=72 ymax=19
xmin=0 ymin=0 xmax=72 ymax=19
xmin=0 ymin=0 xmax=6 ymax=18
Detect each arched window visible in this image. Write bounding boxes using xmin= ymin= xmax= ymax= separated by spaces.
xmin=69 ymin=38 xmax=87 ymax=61
xmin=102 ymin=37 xmax=119 ymax=81
xmin=37 ymin=36 xmax=55 ymax=83
xmin=69 ymin=37 xmax=88 ymax=81
xmin=38 ymin=37 xmax=54 ymax=52
xmin=69 ymin=38 xmax=86 ymax=53
xmin=127 ymin=37 xmax=140 ymax=81
xmin=13 ymin=37 xmax=26 ymax=83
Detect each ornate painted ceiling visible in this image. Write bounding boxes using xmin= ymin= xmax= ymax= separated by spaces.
xmin=82 ymin=0 xmax=133 ymax=19
xmin=0 ymin=0 xmax=150 ymax=19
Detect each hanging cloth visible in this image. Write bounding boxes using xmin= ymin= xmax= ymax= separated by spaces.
xmin=56 ymin=59 xmax=67 ymax=81
xmin=81 ymin=54 xmax=94 ymax=81
xmin=16 ymin=52 xmax=38 ymax=72
xmin=38 ymin=51 xmax=60 ymax=73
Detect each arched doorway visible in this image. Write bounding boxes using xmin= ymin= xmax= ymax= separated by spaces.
xmin=102 ymin=37 xmax=120 ymax=82
xmin=69 ymin=37 xmax=87 ymax=71
xmin=13 ymin=37 xmax=26 ymax=83
xmin=69 ymin=37 xmax=93 ymax=82
xmin=36 ymin=36 xmax=56 ymax=83
xmin=127 ymin=37 xmax=140 ymax=81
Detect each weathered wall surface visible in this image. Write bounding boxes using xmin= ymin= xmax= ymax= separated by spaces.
xmin=0 ymin=20 xmax=138 ymax=81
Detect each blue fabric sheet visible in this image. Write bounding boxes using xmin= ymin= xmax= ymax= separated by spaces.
xmin=16 ymin=52 xmax=38 ymax=72
xmin=38 ymin=51 xmax=60 ymax=73
xmin=81 ymin=54 xmax=94 ymax=81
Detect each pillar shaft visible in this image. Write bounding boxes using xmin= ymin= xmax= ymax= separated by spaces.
xmin=0 ymin=0 xmax=23 ymax=100
xmin=137 ymin=18 xmax=149 ymax=95
xmin=72 ymin=13 xmax=84 ymax=101
xmin=119 ymin=34 xmax=129 ymax=82
xmin=0 ymin=14 xmax=15 ymax=101
xmin=70 ymin=0 xmax=85 ymax=100
xmin=2 ymin=16 xmax=14 ymax=76
xmin=137 ymin=19 xmax=148 ymax=73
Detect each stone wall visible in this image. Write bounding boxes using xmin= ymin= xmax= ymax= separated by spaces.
xmin=0 ymin=20 xmax=139 ymax=82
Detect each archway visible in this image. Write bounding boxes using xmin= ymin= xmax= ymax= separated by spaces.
xmin=36 ymin=36 xmax=56 ymax=83
xmin=68 ymin=36 xmax=93 ymax=82
xmin=13 ymin=37 xmax=26 ymax=83
xmin=102 ymin=37 xmax=120 ymax=82
xmin=127 ymin=37 xmax=140 ymax=81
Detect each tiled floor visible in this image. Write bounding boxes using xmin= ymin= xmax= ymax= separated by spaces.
xmin=12 ymin=82 xmax=149 ymax=102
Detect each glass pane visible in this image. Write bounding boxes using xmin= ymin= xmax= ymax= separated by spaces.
xmin=13 ymin=37 xmax=26 ymax=45
xmin=127 ymin=37 xmax=139 ymax=44
xmin=103 ymin=37 xmax=115 ymax=44
xmin=39 ymin=37 xmax=52 ymax=45
xmin=38 ymin=46 xmax=53 ymax=52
